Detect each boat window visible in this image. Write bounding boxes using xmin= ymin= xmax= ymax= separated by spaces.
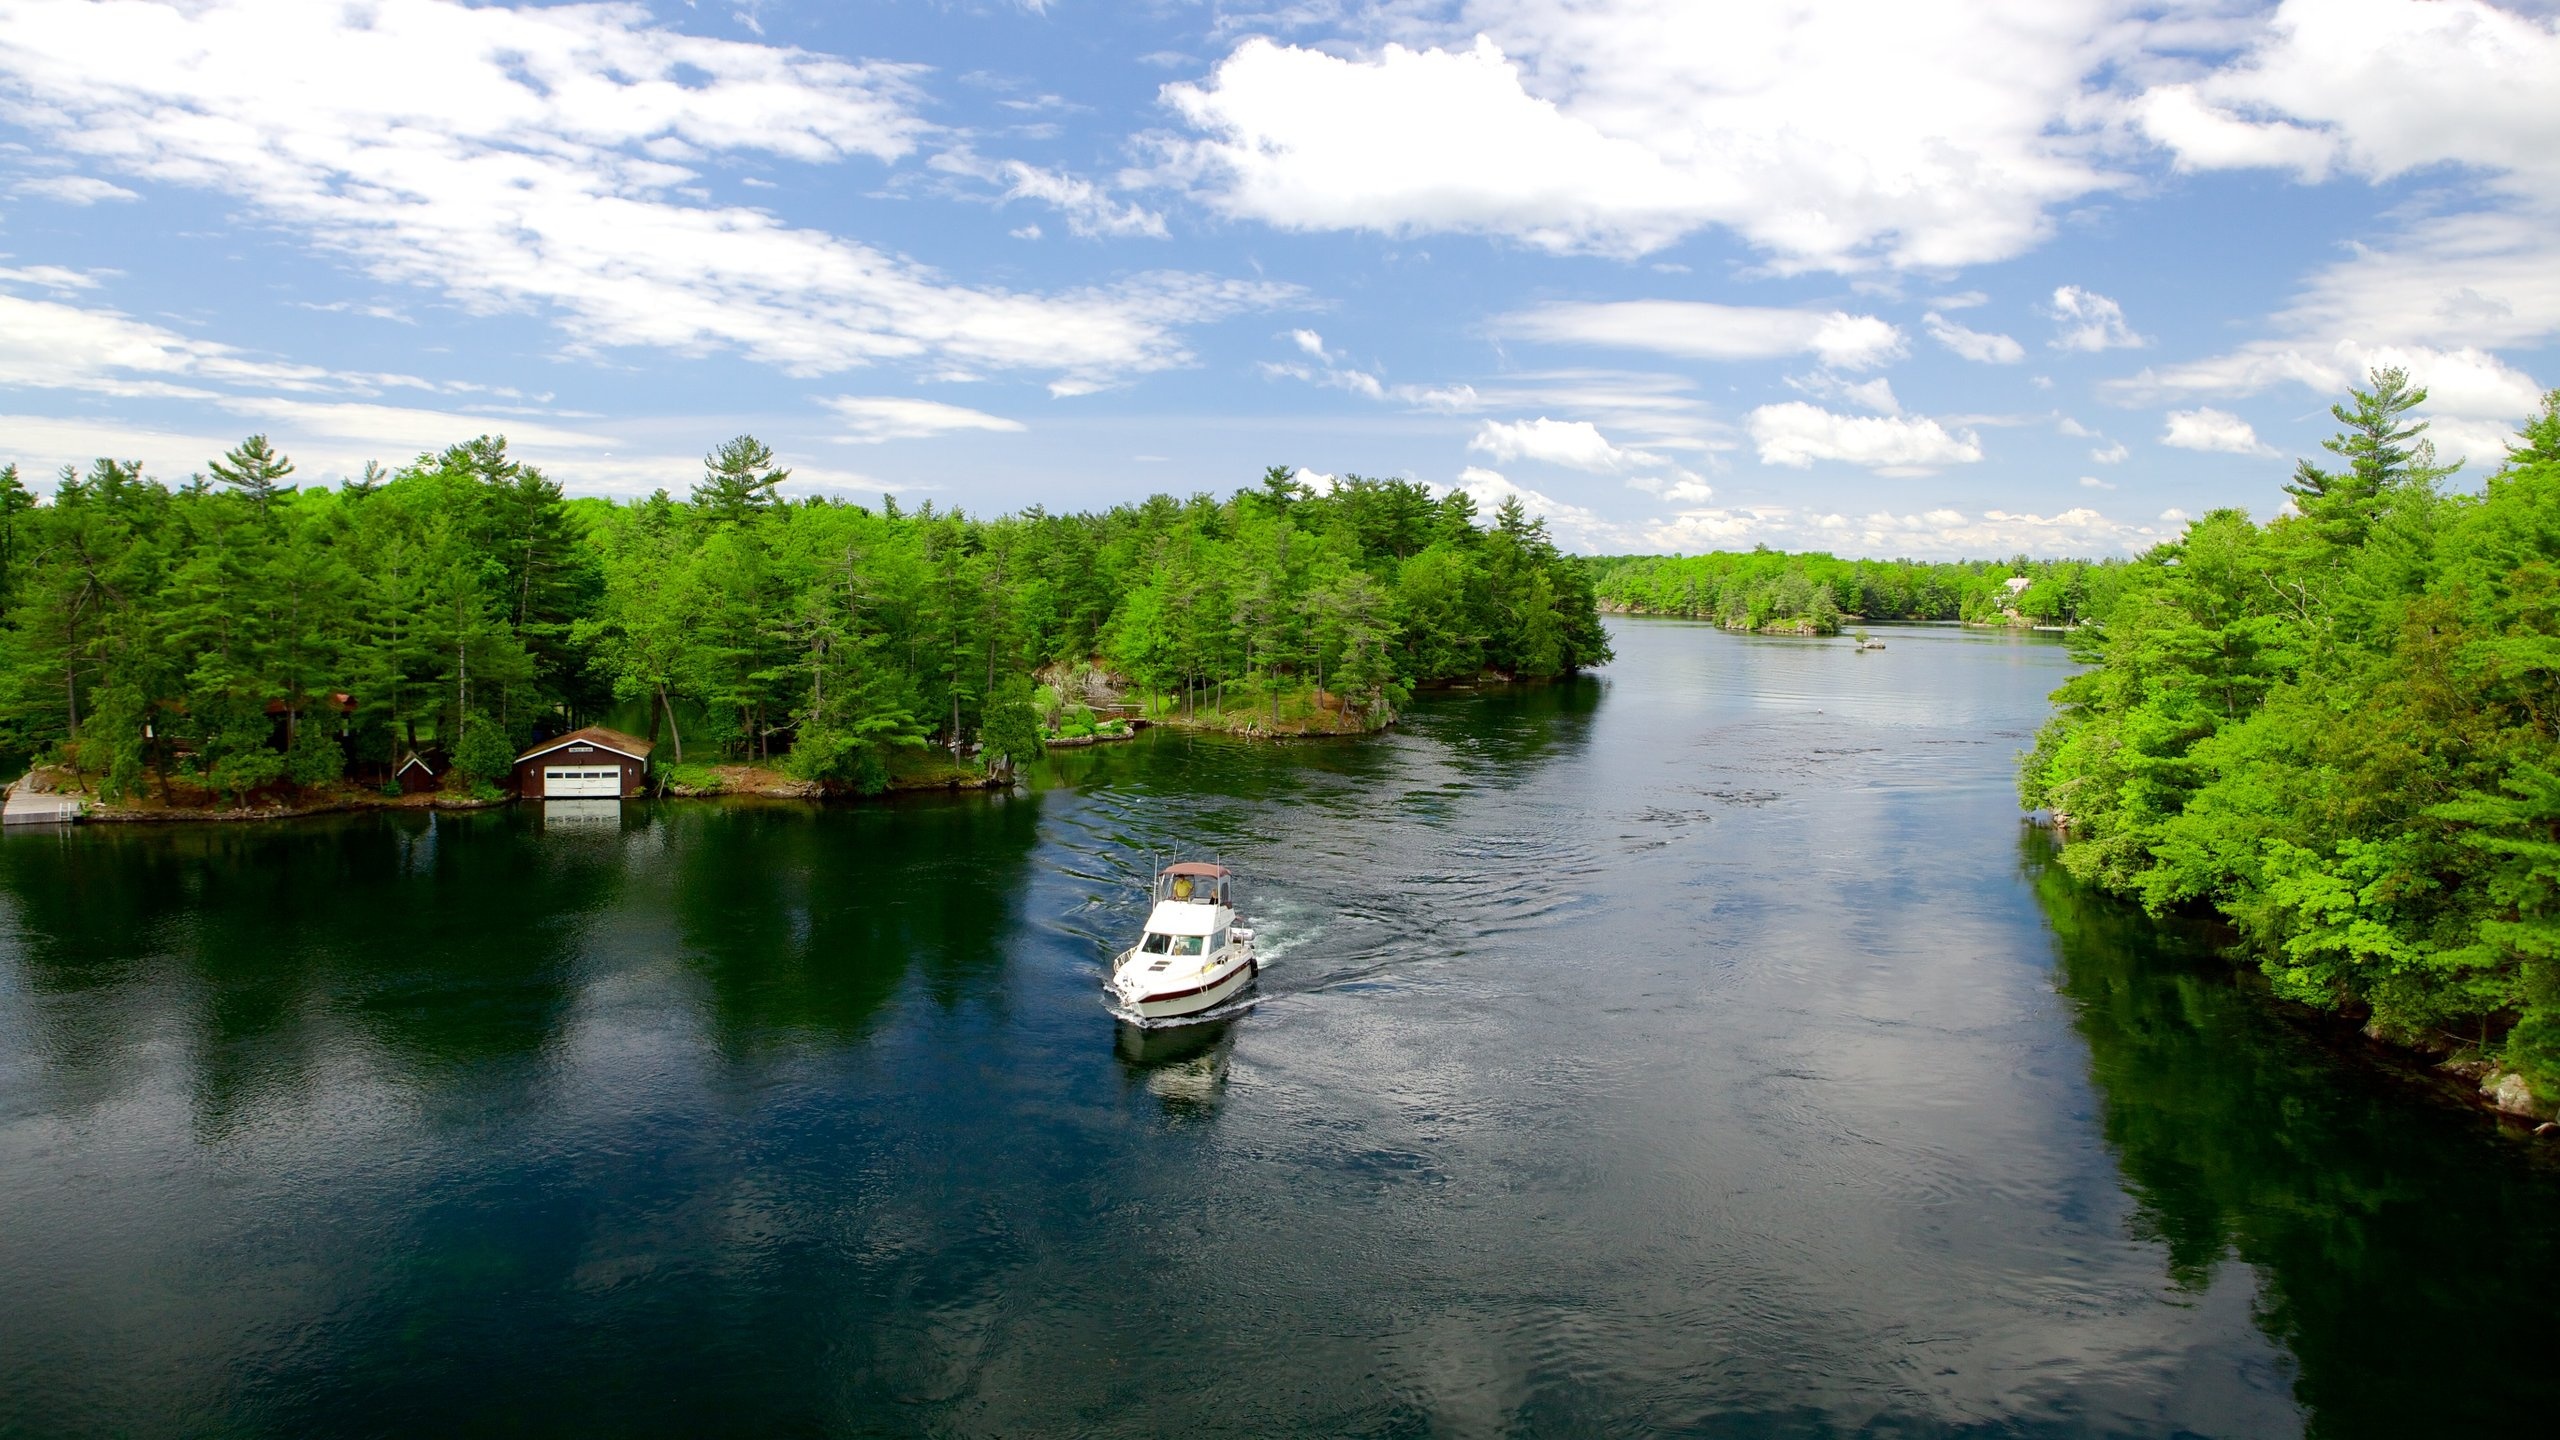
xmin=1210 ymin=927 xmax=1227 ymax=953
xmin=1141 ymin=932 xmax=1171 ymax=954
xmin=1171 ymin=935 xmax=1205 ymax=956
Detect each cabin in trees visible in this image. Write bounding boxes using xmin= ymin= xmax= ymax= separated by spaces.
xmin=394 ymin=750 xmax=446 ymax=794
xmin=513 ymin=726 xmax=654 ymax=800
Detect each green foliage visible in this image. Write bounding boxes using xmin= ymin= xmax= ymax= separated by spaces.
xmin=448 ymin=711 xmax=515 ymax=790
xmin=0 ymin=444 xmax=1608 ymax=811
xmin=1590 ymin=548 xmax=2126 ymax=632
xmin=2026 ymin=377 xmax=2560 ymax=1103
xmin=977 ymin=676 xmax=1044 ymax=775
xmin=284 ymin=708 xmax=345 ymax=789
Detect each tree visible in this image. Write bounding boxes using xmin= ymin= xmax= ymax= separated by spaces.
xmin=208 ymin=433 xmax=296 ymax=513
xmin=694 ymin=434 xmax=790 ymax=521
xmin=2282 ymin=367 xmax=2456 ymax=549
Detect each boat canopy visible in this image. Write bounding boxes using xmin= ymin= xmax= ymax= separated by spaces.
xmin=1154 ymin=863 xmax=1231 ymax=906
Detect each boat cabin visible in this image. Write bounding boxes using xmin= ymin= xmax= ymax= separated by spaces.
xmin=1138 ymin=863 xmax=1235 ymax=959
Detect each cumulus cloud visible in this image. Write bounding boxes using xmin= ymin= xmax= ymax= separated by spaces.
xmin=1505 ymin=300 xmax=1904 ymax=370
xmin=2135 ymin=0 xmax=2560 ymax=201
xmin=2112 ymin=5 xmax=2560 ymax=466
xmin=2049 ymin=286 xmax=2143 ymax=352
xmin=1745 ymin=402 xmax=1983 ymax=472
xmin=2160 ymin=407 xmax=2274 ymax=455
xmin=1454 ymin=466 xmax=1626 ymax=550
xmin=2090 ymin=441 xmax=2129 ymax=464
xmin=1469 ymin=417 xmax=1639 ymax=472
xmin=1924 ymin=311 xmax=2025 ymax=364
xmin=0 ymin=0 xmax=1280 ymax=390
xmin=1153 ymin=3 xmax=2141 ymax=270
xmin=1788 ymin=372 xmax=1900 ymax=415
xmin=819 ymin=395 xmax=1027 ymax=443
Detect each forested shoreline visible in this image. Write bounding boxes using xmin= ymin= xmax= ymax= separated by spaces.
xmin=1589 ymin=550 xmax=2125 ymax=633
xmin=2023 ymin=373 xmax=2560 ymax=1114
xmin=0 ymin=445 xmax=1608 ymax=807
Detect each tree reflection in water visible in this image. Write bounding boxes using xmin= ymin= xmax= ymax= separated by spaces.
xmin=2030 ymin=829 xmax=2560 ymax=1438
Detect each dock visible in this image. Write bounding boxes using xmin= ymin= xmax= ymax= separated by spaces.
xmin=3 ymin=774 xmax=83 ymax=825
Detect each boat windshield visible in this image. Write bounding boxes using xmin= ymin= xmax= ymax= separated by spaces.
xmin=1161 ymin=873 xmax=1225 ymax=905
xmin=1140 ymin=933 xmax=1172 ymax=954
xmin=1170 ymin=935 xmax=1205 ymax=957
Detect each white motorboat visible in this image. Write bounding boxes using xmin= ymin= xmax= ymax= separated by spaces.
xmin=1107 ymin=862 xmax=1257 ymax=1023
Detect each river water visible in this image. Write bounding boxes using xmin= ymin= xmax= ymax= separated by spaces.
xmin=3 ymin=617 xmax=2555 ymax=1437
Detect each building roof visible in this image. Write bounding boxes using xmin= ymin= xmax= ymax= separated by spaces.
xmin=1161 ymin=861 xmax=1230 ymax=878
xmin=515 ymin=725 xmax=655 ymax=765
xmin=395 ymin=751 xmax=443 ymax=775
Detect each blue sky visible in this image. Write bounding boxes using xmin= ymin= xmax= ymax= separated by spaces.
xmin=2 ymin=0 xmax=2555 ymax=557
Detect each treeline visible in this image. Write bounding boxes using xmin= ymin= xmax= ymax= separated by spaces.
xmin=2023 ymin=371 xmax=2560 ymax=1100
xmin=1589 ymin=550 xmax=2126 ymax=633
xmin=0 ymin=445 xmax=1608 ymax=801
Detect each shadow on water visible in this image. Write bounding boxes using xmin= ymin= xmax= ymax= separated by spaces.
xmin=2028 ymin=829 xmax=2560 ymax=1439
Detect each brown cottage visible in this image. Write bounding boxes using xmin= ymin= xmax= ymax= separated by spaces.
xmin=512 ymin=726 xmax=654 ymax=800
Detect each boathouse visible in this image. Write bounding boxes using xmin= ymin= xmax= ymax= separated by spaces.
xmin=393 ymin=749 xmax=446 ymax=794
xmin=512 ymin=726 xmax=654 ymax=799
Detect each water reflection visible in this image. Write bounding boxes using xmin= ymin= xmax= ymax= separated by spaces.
xmin=2031 ymin=829 xmax=2560 ymax=1438
xmin=1113 ymin=1017 xmax=1237 ymax=1118
xmin=657 ymin=793 xmax=1044 ymax=1052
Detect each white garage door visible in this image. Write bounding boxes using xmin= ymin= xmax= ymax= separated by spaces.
xmin=543 ymin=766 xmax=622 ymax=798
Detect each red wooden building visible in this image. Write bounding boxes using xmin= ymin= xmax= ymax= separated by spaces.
xmin=512 ymin=726 xmax=654 ymax=799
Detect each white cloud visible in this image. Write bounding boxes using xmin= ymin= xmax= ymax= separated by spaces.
xmin=0 ymin=288 xmax=332 ymax=399
xmin=1505 ymin=300 xmax=1904 ymax=370
xmin=1289 ymin=328 xmax=1328 ymax=359
xmin=0 ymin=0 xmax=1280 ymax=389
xmin=14 ymin=174 xmax=140 ymax=205
xmin=0 ymin=407 xmax=896 ymax=500
xmin=2136 ymin=1 xmax=2560 ymax=201
xmin=1153 ymin=4 xmax=2141 ymax=271
xmin=1625 ymin=472 xmax=1715 ymax=504
xmin=1924 ymin=311 xmax=2025 ymax=364
xmin=2112 ymin=4 xmax=2560 ymax=469
xmin=1469 ymin=417 xmax=1639 ymax=472
xmin=1453 ymin=465 xmax=1626 ymax=550
xmin=1745 ymin=402 xmax=1983 ymax=472
xmin=2078 ymin=475 xmax=2114 ymax=489
xmin=205 ymin=397 xmax=617 ymax=453
xmin=933 ymin=152 xmax=1169 ymax=238
xmin=2160 ymin=407 xmax=2274 ymax=456
xmin=2090 ymin=441 xmax=2129 ymax=464
xmin=2049 ymin=286 xmax=2143 ymax=352
xmin=818 ymin=395 xmax=1027 ymax=443
xmin=1639 ymin=502 xmax=2173 ymax=559
xmin=1788 ymin=372 xmax=1900 ymax=415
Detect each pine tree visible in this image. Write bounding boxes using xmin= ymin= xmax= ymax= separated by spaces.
xmin=694 ymin=435 xmax=790 ymax=522
xmin=2283 ymin=367 xmax=2458 ymax=548
xmin=208 ymin=434 xmax=296 ymax=513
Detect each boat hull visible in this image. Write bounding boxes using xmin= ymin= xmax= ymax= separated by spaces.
xmin=1111 ymin=950 xmax=1258 ymax=1022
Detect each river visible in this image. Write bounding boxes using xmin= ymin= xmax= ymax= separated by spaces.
xmin=2 ymin=617 xmax=2554 ymax=1437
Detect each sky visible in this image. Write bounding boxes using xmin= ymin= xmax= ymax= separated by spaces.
xmin=1 ymin=0 xmax=2556 ymax=558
